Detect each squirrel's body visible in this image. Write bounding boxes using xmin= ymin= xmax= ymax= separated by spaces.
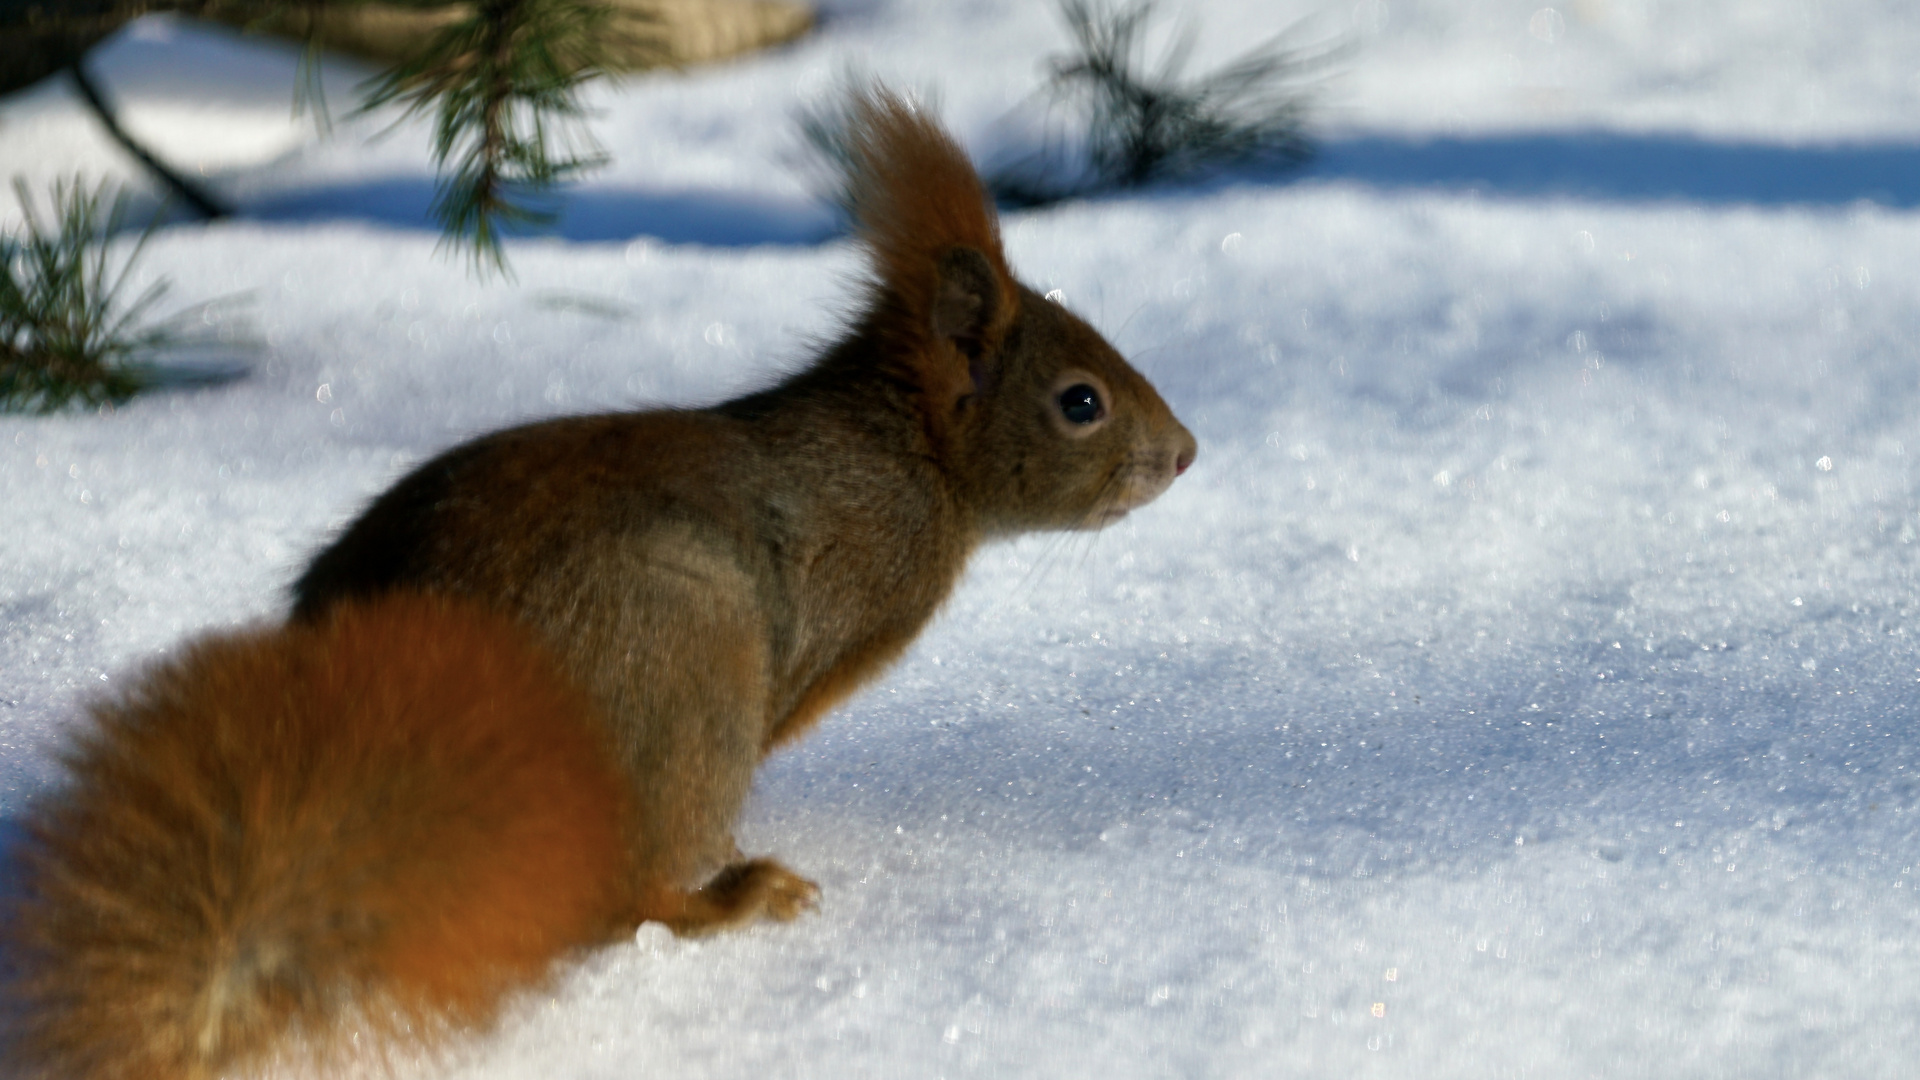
xmin=4 ymin=91 xmax=1194 ymax=1078
xmin=293 ymin=398 xmax=973 ymax=898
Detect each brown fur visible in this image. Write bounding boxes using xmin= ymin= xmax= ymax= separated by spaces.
xmin=844 ymin=92 xmax=1019 ymax=353
xmin=291 ymin=88 xmax=1198 ymax=936
xmin=2 ymin=594 xmax=632 ymax=1080
xmin=289 ymin=90 xmax=1190 ymax=933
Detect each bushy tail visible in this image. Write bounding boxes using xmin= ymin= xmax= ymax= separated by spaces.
xmin=3 ymin=594 xmax=633 ymax=1080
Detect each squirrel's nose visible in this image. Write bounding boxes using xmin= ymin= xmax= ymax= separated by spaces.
xmin=1172 ymin=427 xmax=1197 ymax=476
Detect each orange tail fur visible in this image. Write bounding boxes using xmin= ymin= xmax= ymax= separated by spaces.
xmin=2 ymin=594 xmax=633 ymax=1080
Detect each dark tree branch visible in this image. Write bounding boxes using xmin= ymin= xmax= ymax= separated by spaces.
xmin=68 ymin=58 xmax=230 ymax=221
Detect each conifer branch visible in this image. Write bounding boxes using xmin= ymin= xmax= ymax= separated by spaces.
xmin=359 ymin=0 xmax=622 ymax=277
xmin=0 ymin=178 xmax=236 ymax=412
xmin=989 ymin=0 xmax=1347 ymax=206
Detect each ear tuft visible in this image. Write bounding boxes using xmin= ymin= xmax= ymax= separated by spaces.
xmin=843 ymin=88 xmax=1018 ymax=347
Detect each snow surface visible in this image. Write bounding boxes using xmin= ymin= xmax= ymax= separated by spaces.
xmin=5 ymin=1 xmax=1920 ymax=1076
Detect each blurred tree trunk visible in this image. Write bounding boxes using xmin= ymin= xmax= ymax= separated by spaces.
xmin=0 ymin=2 xmax=200 ymax=95
xmin=203 ymin=0 xmax=812 ymax=70
xmin=0 ymin=1 xmax=812 ymax=98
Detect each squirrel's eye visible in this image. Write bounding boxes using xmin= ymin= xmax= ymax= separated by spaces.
xmin=1057 ymin=384 xmax=1103 ymax=425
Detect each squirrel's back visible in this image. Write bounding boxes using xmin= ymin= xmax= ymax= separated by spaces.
xmin=2 ymin=593 xmax=633 ymax=1080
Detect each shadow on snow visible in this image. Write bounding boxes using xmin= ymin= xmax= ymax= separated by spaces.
xmin=217 ymin=132 xmax=1920 ymax=249
xmin=1297 ymin=130 xmax=1920 ymax=208
xmin=242 ymin=177 xmax=840 ymax=248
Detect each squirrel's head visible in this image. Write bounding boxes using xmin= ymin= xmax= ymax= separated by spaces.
xmin=844 ymin=89 xmax=1196 ymax=534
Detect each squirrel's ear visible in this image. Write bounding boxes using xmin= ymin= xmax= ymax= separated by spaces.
xmin=844 ymin=88 xmax=1018 ymax=356
xmin=932 ymin=247 xmax=1000 ymax=354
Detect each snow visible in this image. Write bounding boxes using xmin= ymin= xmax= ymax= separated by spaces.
xmin=5 ymin=1 xmax=1920 ymax=1075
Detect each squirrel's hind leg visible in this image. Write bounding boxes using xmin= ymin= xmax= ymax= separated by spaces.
xmin=522 ymin=539 xmax=817 ymax=937
xmin=634 ymin=859 xmax=820 ymax=937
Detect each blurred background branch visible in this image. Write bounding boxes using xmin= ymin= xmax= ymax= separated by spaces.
xmin=0 ymin=0 xmax=813 ymax=276
xmin=988 ymin=0 xmax=1349 ymax=206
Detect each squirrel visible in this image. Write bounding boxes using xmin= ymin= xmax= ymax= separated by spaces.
xmin=2 ymin=89 xmax=1194 ymax=1079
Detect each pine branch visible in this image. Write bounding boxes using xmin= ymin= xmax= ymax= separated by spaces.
xmin=2 ymin=179 xmax=167 ymax=412
xmin=359 ymin=0 xmax=622 ymax=277
xmin=989 ymin=0 xmax=1347 ymax=206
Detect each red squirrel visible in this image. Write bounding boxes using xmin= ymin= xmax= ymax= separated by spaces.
xmin=3 ymin=90 xmax=1194 ymax=1079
